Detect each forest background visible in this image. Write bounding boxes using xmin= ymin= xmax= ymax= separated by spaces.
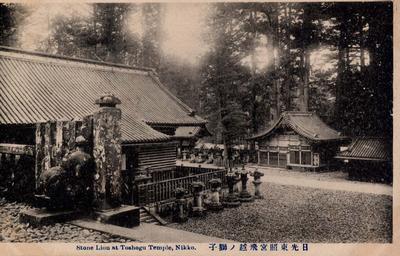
xmin=0 ymin=2 xmax=393 ymax=147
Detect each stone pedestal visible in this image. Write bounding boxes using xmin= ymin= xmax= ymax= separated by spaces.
xmin=251 ymin=169 xmax=264 ymax=199
xmin=94 ymin=205 xmax=140 ymax=228
xmin=222 ymin=172 xmax=241 ymax=208
xmin=239 ymin=168 xmax=254 ymax=202
xmin=173 ymin=187 xmax=188 ymax=223
xmin=207 ymin=176 xmax=224 ymax=211
xmin=92 ymin=93 xmax=122 ymax=210
xmin=190 ymin=179 xmax=206 ymax=217
xmin=19 ymin=208 xmax=82 ymax=227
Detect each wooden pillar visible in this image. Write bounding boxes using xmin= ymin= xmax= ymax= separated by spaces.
xmin=92 ymin=93 xmax=122 ymax=210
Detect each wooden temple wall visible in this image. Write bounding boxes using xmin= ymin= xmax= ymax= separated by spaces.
xmin=136 ymin=142 xmax=177 ymax=171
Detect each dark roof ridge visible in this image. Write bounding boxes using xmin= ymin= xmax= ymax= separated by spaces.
xmin=0 ymin=46 xmax=155 ymax=73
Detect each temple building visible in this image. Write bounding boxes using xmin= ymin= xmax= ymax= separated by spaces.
xmin=335 ymin=137 xmax=392 ymax=183
xmin=249 ymin=112 xmax=348 ymax=170
xmin=0 ymin=46 xmax=209 ymax=177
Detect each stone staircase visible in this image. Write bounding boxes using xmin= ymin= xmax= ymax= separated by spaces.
xmin=139 ymin=207 xmax=167 ymax=225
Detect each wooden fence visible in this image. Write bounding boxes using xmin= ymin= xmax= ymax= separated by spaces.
xmin=151 ymin=169 xmax=176 ymax=182
xmin=0 ymin=143 xmax=35 ymax=199
xmin=134 ymin=168 xmax=227 ymax=206
xmin=150 ymin=165 xmax=225 ymax=182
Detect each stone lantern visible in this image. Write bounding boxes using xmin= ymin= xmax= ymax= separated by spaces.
xmin=250 ymin=168 xmax=264 ymax=199
xmin=207 ymin=175 xmax=224 ymax=211
xmin=182 ymin=149 xmax=189 ymax=161
xmin=190 ymin=177 xmax=206 ymax=216
xmin=238 ymin=168 xmax=254 ymax=202
xmin=173 ymin=187 xmax=188 ymax=223
xmin=233 ymin=167 xmax=241 ymax=195
xmin=222 ymin=171 xmax=241 ymax=208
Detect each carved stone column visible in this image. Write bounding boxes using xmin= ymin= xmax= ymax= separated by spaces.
xmin=92 ymin=93 xmax=122 ymax=210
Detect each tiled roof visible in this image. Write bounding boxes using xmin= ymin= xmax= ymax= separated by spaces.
xmin=249 ymin=111 xmax=346 ymax=141
xmin=174 ymin=126 xmax=202 ymax=139
xmin=336 ymin=137 xmax=391 ymax=161
xmin=0 ymin=47 xmax=206 ymax=143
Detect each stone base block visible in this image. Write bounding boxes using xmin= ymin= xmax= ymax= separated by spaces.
xmin=94 ymin=205 xmax=140 ymax=228
xmin=223 ymin=194 xmax=241 ymax=208
xmin=207 ymin=203 xmax=224 ymax=212
xmin=19 ymin=208 xmax=81 ymax=227
xmin=239 ymin=191 xmax=254 ymax=202
xmin=191 ymin=207 xmax=206 ymax=217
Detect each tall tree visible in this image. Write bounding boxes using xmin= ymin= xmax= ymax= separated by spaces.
xmin=200 ymin=3 xmax=251 ymax=161
xmin=141 ymin=3 xmax=163 ymax=69
xmin=0 ymin=4 xmax=28 ymax=46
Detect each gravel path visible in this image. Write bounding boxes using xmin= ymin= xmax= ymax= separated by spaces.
xmin=0 ymin=198 xmax=134 ymax=242
xmin=169 ymin=183 xmax=392 ymax=243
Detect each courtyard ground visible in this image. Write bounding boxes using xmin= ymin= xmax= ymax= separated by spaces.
xmin=0 ymin=163 xmax=393 ymax=243
xmin=169 ymin=182 xmax=392 ymax=243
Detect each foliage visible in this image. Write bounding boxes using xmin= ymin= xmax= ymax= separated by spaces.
xmin=0 ymin=3 xmax=28 ymax=46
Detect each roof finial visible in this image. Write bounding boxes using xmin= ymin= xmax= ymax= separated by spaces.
xmin=95 ymin=92 xmax=121 ymax=108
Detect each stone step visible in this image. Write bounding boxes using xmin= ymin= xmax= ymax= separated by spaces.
xmin=139 ymin=209 xmax=160 ymax=225
xmin=140 ymin=215 xmax=154 ymax=221
xmin=143 ymin=219 xmax=158 ymax=224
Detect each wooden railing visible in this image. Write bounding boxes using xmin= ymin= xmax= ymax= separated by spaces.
xmin=134 ymin=168 xmax=227 ymax=206
xmin=151 ymin=169 xmax=176 ymax=182
xmin=174 ymin=165 xmax=223 ymax=178
xmin=150 ymin=165 xmax=225 ymax=182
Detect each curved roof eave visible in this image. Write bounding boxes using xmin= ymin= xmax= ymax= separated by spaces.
xmin=248 ymin=112 xmax=347 ymax=142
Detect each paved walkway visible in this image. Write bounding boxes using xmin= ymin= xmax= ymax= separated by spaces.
xmin=178 ymin=161 xmax=393 ymax=196
xmin=70 ymin=219 xmax=235 ymax=243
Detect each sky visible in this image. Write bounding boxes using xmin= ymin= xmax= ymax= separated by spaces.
xmin=18 ymin=3 xmax=211 ymax=65
xmin=161 ymin=3 xmax=210 ymax=64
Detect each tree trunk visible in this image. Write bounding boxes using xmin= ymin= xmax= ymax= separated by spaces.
xmin=301 ymin=4 xmax=312 ymax=112
xmin=335 ymin=12 xmax=349 ymax=129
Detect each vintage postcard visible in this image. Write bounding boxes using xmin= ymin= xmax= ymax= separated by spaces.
xmin=0 ymin=0 xmax=398 ymax=255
